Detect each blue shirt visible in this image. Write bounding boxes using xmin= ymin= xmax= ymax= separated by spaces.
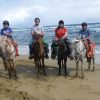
xmin=0 ymin=27 xmax=13 ymax=38
xmin=79 ymin=29 xmax=91 ymax=38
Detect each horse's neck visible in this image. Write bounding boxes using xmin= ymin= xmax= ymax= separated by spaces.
xmin=35 ymin=39 xmax=44 ymax=52
xmin=76 ymin=41 xmax=84 ymax=52
xmin=79 ymin=41 xmax=84 ymax=51
xmin=5 ymin=40 xmax=15 ymax=53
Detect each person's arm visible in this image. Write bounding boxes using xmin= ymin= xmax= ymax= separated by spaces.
xmin=0 ymin=29 xmax=3 ymax=36
xmin=9 ymin=28 xmax=13 ymax=35
xmin=31 ymin=27 xmax=35 ymax=36
xmin=61 ymin=28 xmax=68 ymax=39
xmin=3 ymin=28 xmax=13 ymax=38
xmin=78 ymin=30 xmax=82 ymax=39
xmin=62 ymin=31 xmax=68 ymax=39
xmin=54 ymin=29 xmax=58 ymax=41
xmin=41 ymin=27 xmax=44 ymax=36
xmin=87 ymin=30 xmax=91 ymax=38
xmin=54 ymin=34 xmax=58 ymax=41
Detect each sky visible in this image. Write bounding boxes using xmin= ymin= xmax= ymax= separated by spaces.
xmin=0 ymin=0 xmax=100 ymax=27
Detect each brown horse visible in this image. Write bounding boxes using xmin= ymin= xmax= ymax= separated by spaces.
xmin=33 ymin=35 xmax=46 ymax=75
xmin=0 ymin=36 xmax=17 ymax=79
xmin=57 ymin=40 xmax=68 ymax=76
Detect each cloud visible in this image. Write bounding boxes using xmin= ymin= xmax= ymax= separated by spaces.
xmin=3 ymin=7 xmax=32 ymax=22
xmin=0 ymin=0 xmax=100 ymax=26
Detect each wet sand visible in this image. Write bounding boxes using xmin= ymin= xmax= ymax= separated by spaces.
xmin=0 ymin=56 xmax=100 ymax=100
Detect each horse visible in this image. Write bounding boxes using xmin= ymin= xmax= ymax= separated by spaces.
xmin=71 ymin=39 xmax=85 ymax=78
xmin=84 ymin=40 xmax=96 ymax=71
xmin=32 ymin=35 xmax=46 ymax=75
xmin=57 ymin=40 xmax=68 ymax=76
xmin=0 ymin=36 xmax=17 ymax=79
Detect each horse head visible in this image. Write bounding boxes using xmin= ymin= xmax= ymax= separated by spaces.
xmin=58 ymin=40 xmax=66 ymax=51
xmin=71 ymin=39 xmax=85 ymax=60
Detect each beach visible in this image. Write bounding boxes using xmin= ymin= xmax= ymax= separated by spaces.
xmin=0 ymin=55 xmax=100 ymax=100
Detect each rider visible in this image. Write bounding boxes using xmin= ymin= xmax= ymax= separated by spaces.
xmin=29 ymin=18 xmax=49 ymax=59
xmin=79 ymin=22 xmax=91 ymax=39
xmin=0 ymin=20 xmax=19 ymax=56
xmin=79 ymin=22 xmax=96 ymax=58
xmin=51 ymin=20 xmax=72 ymax=59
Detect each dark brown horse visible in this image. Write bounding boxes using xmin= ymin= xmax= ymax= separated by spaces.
xmin=33 ymin=35 xmax=46 ymax=75
xmin=57 ymin=40 xmax=68 ymax=76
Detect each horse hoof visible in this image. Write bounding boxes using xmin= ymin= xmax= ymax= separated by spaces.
xmin=15 ymin=76 xmax=18 ymax=80
xmin=64 ymin=74 xmax=67 ymax=77
xmin=9 ymin=77 xmax=11 ymax=79
xmin=81 ymin=76 xmax=84 ymax=79
xmin=92 ymin=69 xmax=95 ymax=72
xmin=44 ymin=72 xmax=47 ymax=76
xmin=58 ymin=73 xmax=61 ymax=76
xmin=74 ymin=74 xmax=78 ymax=77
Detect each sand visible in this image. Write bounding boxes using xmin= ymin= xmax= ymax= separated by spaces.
xmin=0 ymin=56 xmax=100 ymax=100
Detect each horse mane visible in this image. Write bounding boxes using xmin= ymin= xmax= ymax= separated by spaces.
xmin=33 ymin=38 xmax=44 ymax=58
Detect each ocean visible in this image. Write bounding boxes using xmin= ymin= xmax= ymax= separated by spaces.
xmin=12 ymin=23 xmax=100 ymax=55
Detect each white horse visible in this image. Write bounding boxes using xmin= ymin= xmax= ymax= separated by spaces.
xmin=71 ymin=39 xmax=85 ymax=78
xmin=0 ymin=36 xmax=17 ymax=79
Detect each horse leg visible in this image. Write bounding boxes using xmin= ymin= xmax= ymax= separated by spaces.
xmin=12 ymin=59 xmax=17 ymax=80
xmin=81 ymin=61 xmax=84 ymax=79
xmin=37 ymin=60 xmax=40 ymax=74
xmin=3 ymin=59 xmax=7 ymax=71
xmin=75 ymin=61 xmax=79 ymax=77
xmin=7 ymin=61 xmax=12 ymax=79
xmin=39 ymin=59 xmax=41 ymax=67
xmin=58 ymin=59 xmax=61 ymax=75
xmin=93 ymin=56 xmax=95 ymax=72
xmin=87 ymin=58 xmax=91 ymax=71
xmin=42 ymin=57 xmax=46 ymax=75
xmin=64 ymin=59 xmax=67 ymax=76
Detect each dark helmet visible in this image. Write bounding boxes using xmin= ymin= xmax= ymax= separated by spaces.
xmin=3 ymin=20 xmax=9 ymax=26
xmin=34 ymin=18 xmax=40 ymax=22
xmin=81 ymin=22 xmax=87 ymax=27
xmin=59 ymin=20 xmax=64 ymax=25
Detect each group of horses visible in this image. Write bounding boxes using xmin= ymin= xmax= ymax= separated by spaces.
xmin=0 ymin=35 xmax=95 ymax=80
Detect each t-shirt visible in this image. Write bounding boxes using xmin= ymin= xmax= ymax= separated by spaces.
xmin=0 ymin=27 xmax=13 ymax=37
xmin=31 ymin=25 xmax=44 ymax=36
xmin=79 ymin=29 xmax=91 ymax=38
xmin=55 ymin=27 xmax=68 ymax=39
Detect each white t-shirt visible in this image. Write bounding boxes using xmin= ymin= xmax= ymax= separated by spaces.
xmin=31 ymin=25 xmax=44 ymax=36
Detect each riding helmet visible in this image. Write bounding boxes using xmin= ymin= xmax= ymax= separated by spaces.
xmin=59 ymin=20 xmax=64 ymax=25
xmin=3 ymin=20 xmax=9 ymax=26
xmin=81 ymin=22 xmax=87 ymax=27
